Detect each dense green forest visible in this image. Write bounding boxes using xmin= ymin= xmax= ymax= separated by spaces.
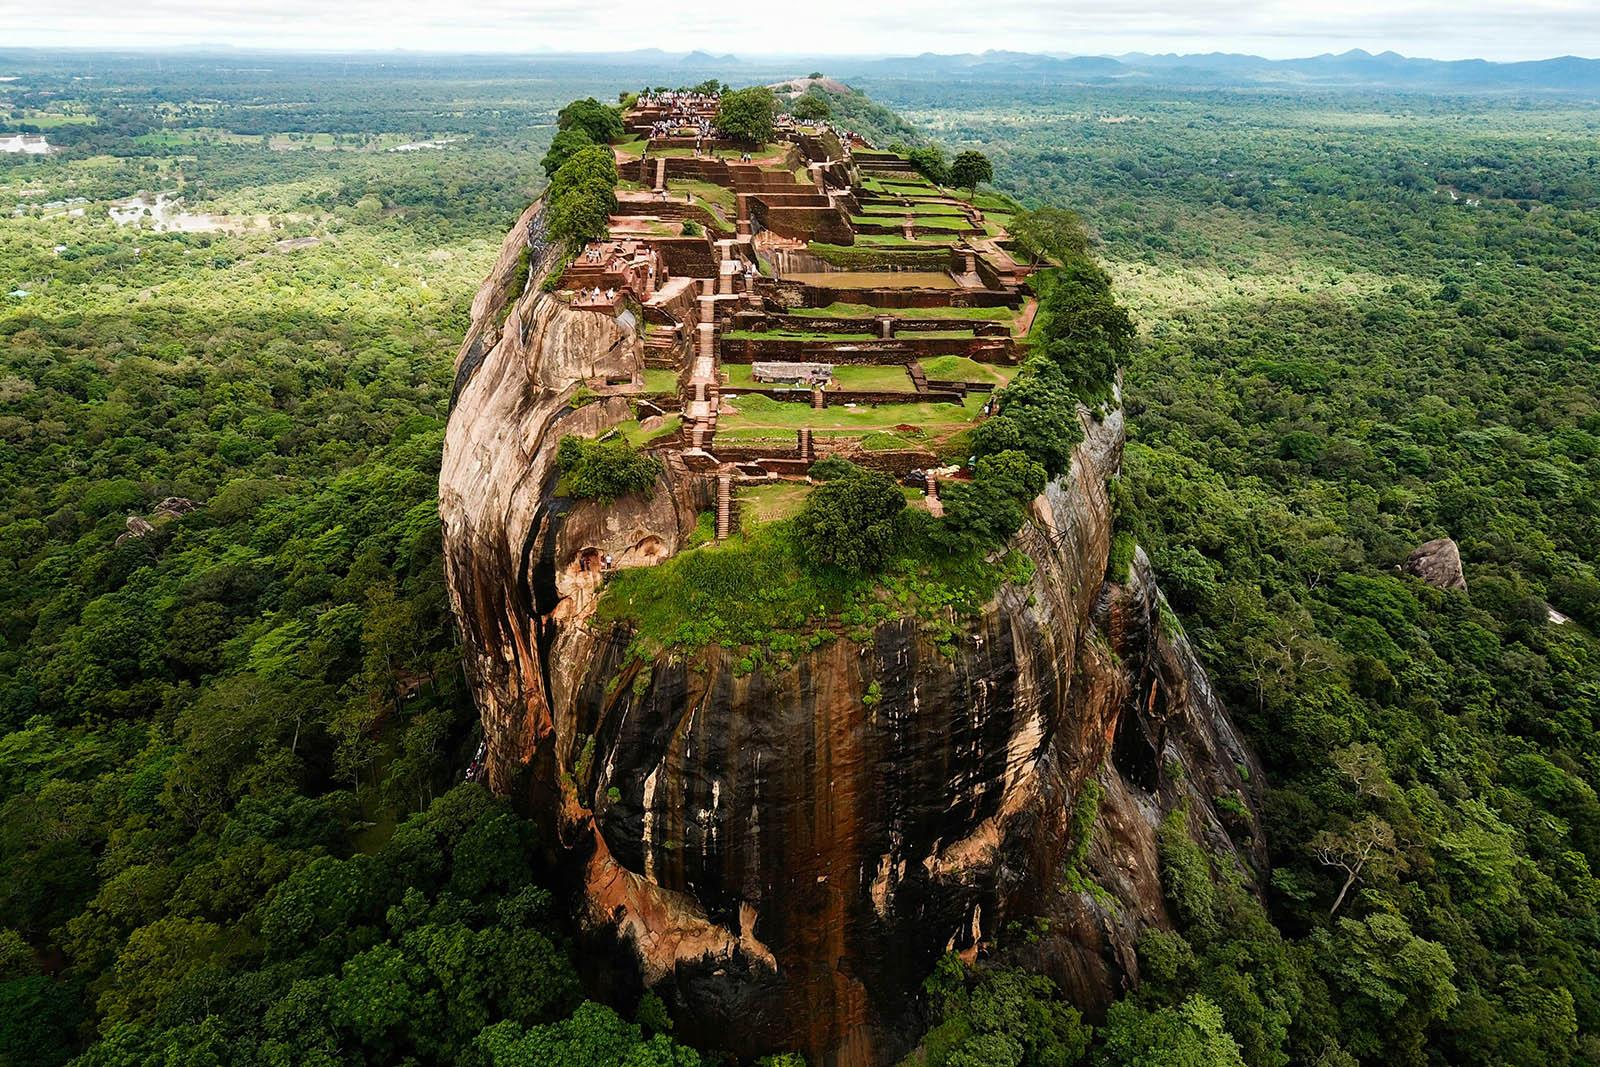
xmin=872 ymin=79 xmax=1600 ymax=1065
xmin=2 ymin=53 xmax=1598 ymax=1065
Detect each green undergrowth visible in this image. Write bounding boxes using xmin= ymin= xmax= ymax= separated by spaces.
xmin=594 ymin=513 xmax=1035 ymax=675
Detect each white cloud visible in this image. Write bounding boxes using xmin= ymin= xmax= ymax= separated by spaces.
xmin=2 ymin=0 xmax=1597 ymax=61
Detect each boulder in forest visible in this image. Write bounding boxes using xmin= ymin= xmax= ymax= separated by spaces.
xmin=114 ymin=514 xmax=154 ymax=546
xmin=1402 ymin=536 xmax=1467 ymax=592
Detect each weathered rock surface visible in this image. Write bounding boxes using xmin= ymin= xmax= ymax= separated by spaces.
xmin=440 ymin=206 xmax=1266 ymax=1065
xmin=1402 ymin=536 xmax=1467 ymax=592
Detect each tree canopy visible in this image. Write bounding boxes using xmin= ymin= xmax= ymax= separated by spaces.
xmin=791 ymin=93 xmax=831 ymax=121
xmin=541 ymin=126 xmax=595 ymax=179
xmin=1009 ymin=206 xmax=1091 ymax=265
xmin=555 ymin=97 xmax=624 ymax=145
xmin=544 ymin=143 xmax=619 ymax=246
xmin=715 ymin=87 xmax=777 ymax=145
xmin=793 ymin=462 xmax=906 ymax=573
xmin=951 ymin=150 xmax=994 ymax=192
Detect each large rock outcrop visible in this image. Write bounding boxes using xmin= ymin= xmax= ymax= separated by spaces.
xmin=440 ymin=208 xmax=1265 ymax=1065
xmin=1402 ymin=536 xmax=1467 ymax=592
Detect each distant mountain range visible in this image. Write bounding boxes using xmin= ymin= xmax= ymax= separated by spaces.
xmin=2 ymin=45 xmax=1597 ymax=93
xmin=551 ymin=46 xmax=1600 ymax=92
xmin=833 ymin=48 xmax=1600 ymax=91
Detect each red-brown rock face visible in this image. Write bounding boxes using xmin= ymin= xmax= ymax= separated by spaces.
xmin=440 ymin=205 xmax=1265 ymax=1066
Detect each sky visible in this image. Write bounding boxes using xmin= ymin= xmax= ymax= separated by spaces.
xmin=3 ymin=0 xmax=1598 ymax=62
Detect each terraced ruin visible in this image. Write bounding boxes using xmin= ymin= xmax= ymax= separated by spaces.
xmin=558 ymin=91 xmax=1038 ymax=529
xmin=441 ymin=86 xmax=1264 ymax=1066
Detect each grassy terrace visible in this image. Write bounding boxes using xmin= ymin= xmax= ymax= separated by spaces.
xmin=722 ymin=328 xmax=878 ymax=342
xmin=857 ymin=203 xmax=968 ymax=217
xmin=862 ymin=177 xmax=937 ymax=191
xmin=641 ymin=369 xmax=680 ymax=393
xmin=648 ymin=143 xmax=783 ymax=159
xmin=788 ymin=302 xmax=1016 ymax=323
xmin=723 ymin=365 xmax=920 ymax=392
xmin=613 ymin=414 xmax=682 ymax=448
xmin=852 ymin=215 xmax=975 ymax=233
xmin=785 ymin=270 xmax=958 ymax=289
xmin=736 ymin=481 xmax=812 ymax=524
xmin=827 ymin=365 xmax=916 ymax=390
xmin=669 ymin=179 xmax=737 ymax=214
xmin=854 ymin=234 xmax=962 ymax=248
xmin=612 ymin=135 xmax=649 ymax=159
xmin=802 ymin=242 xmax=951 ymax=268
xmin=735 ymin=481 xmax=927 ymax=527
xmin=715 ymin=393 xmax=985 ymax=440
xmin=918 ymin=355 xmax=1017 ymax=387
xmin=722 ymin=328 xmax=976 ymax=344
xmin=594 ymin=511 xmax=1026 ymax=672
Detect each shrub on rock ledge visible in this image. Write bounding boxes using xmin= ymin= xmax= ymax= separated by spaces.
xmin=558 ymin=436 xmax=661 ymax=503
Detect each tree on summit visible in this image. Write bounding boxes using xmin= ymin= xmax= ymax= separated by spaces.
xmin=541 ymin=127 xmax=594 ymax=179
xmin=794 ymin=463 xmax=905 ymax=573
xmin=555 ymin=98 xmax=624 ymax=144
xmin=1010 ymin=206 xmax=1090 ymax=265
xmin=951 ymin=150 xmax=994 ymax=194
xmin=716 ymin=87 xmax=777 ymax=146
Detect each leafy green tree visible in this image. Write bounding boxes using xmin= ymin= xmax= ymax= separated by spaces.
xmin=556 ymin=98 xmax=624 ymax=144
xmin=473 ymin=1000 xmax=701 ymax=1066
xmin=970 ymin=359 xmax=1084 ymax=476
xmin=794 ymin=463 xmax=906 ymax=573
xmin=716 ymin=87 xmax=777 ymax=146
xmin=951 ymin=150 xmax=994 ymax=193
xmin=791 ymin=93 xmax=831 ymax=121
xmin=907 ymin=144 xmax=951 ymax=185
xmin=916 ymin=956 xmax=1090 ymax=1067
xmin=1010 ymin=207 xmax=1090 ymax=265
xmin=545 ymin=145 xmax=620 ymax=246
xmin=1316 ymin=912 xmax=1458 ymax=1067
xmin=542 ymin=126 xmax=595 ymax=179
xmin=1096 ymin=994 xmax=1247 ymax=1067
xmin=939 ymin=450 xmax=1046 ymax=552
xmin=1031 ymin=260 xmax=1133 ymax=395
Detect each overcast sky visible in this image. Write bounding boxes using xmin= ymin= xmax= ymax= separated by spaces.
xmin=4 ymin=0 xmax=1598 ymax=62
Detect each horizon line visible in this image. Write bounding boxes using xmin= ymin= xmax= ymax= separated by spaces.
xmin=1 ymin=43 xmax=1597 ymax=67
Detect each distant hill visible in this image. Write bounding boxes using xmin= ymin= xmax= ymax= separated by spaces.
xmin=834 ymin=47 xmax=1600 ymax=92
xmin=0 ymin=45 xmax=1595 ymax=94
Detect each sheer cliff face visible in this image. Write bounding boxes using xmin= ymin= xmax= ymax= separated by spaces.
xmin=441 ymin=214 xmax=1265 ymax=1066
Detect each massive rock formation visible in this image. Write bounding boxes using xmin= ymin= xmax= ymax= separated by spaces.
xmin=441 ymin=195 xmax=1264 ymax=1065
